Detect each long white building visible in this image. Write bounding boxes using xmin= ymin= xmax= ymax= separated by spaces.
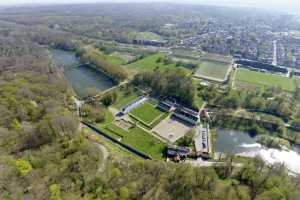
xmin=121 ymin=96 xmax=148 ymax=114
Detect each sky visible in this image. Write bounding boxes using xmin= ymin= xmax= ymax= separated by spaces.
xmin=0 ymin=0 xmax=299 ymax=13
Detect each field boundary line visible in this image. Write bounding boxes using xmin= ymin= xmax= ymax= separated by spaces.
xmin=82 ymin=121 xmax=152 ymax=160
xmin=129 ymin=112 xmax=165 ymax=128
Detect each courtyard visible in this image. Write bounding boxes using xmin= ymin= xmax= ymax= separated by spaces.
xmin=152 ymin=115 xmax=193 ymax=143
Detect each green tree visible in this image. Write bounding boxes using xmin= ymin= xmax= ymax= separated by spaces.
xmin=49 ymin=184 xmax=62 ymax=200
xmin=101 ymin=92 xmax=117 ymax=107
xmin=15 ymin=159 xmax=32 ymax=176
xmin=119 ymin=186 xmax=130 ymax=200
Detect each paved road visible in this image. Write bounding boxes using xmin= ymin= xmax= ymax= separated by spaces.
xmin=272 ymin=40 xmax=278 ymax=66
xmin=94 ymin=81 xmax=128 ymax=98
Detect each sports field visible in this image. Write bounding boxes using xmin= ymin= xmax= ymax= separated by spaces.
xmin=104 ymin=123 xmax=166 ymax=159
xmin=136 ymin=32 xmax=162 ymax=40
xmin=126 ymin=31 xmax=162 ymax=40
xmin=235 ymin=68 xmax=299 ymax=92
xmin=194 ymin=61 xmax=231 ymax=81
xmin=130 ymin=102 xmax=164 ymax=125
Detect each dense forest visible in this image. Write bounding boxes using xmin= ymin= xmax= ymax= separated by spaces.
xmin=0 ymin=71 xmax=299 ymax=200
xmin=78 ymin=46 xmax=127 ymax=84
xmin=132 ymin=68 xmax=196 ymax=106
xmin=0 ymin=3 xmax=300 ymax=200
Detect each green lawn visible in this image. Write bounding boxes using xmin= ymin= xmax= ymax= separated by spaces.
xmin=125 ymin=31 xmax=163 ymax=42
xmin=195 ymin=61 xmax=230 ymax=81
xmin=112 ymin=88 xmax=141 ymax=110
xmin=126 ymin=53 xmax=190 ymax=73
xmin=130 ymin=102 xmax=164 ymax=125
xmin=136 ymin=32 xmax=162 ymax=40
xmin=172 ymin=48 xmax=202 ymax=59
xmin=97 ymin=50 xmax=125 ymax=65
xmin=83 ymin=128 xmax=140 ymax=161
xmin=194 ymin=95 xmax=205 ymax=109
xmin=235 ymin=68 xmax=300 ymax=92
xmin=105 ymin=54 xmax=125 ymax=65
xmin=95 ymin=109 xmax=114 ymax=128
xmin=104 ymin=124 xmax=166 ymax=159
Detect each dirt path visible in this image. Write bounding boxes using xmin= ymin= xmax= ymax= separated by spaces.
xmin=93 ymin=142 xmax=109 ymax=175
xmin=231 ymin=66 xmax=238 ymax=88
xmin=84 ymin=126 xmax=110 ymax=175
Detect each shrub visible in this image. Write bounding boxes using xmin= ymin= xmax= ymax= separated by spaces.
xmin=15 ymin=159 xmax=32 ymax=176
xmin=49 ymin=184 xmax=62 ymax=200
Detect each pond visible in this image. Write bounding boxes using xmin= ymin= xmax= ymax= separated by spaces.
xmin=216 ymin=129 xmax=300 ymax=174
xmin=51 ymin=49 xmax=115 ymax=98
xmin=215 ymin=129 xmax=261 ymax=155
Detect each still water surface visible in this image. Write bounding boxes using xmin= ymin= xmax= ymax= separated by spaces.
xmin=51 ymin=49 xmax=115 ymax=98
xmin=216 ymin=129 xmax=300 ymax=174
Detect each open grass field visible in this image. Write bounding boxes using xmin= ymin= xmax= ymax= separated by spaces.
xmin=194 ymin=95 xmax=205 ymax=109
xmin=105 ymin=54 xmax=125 ymax=65
xmin=85 ymin=47 xmax=125 ymax=66
xmin=111 ymin=52 xmax=135 ymax=63
xmin=172 ymin=48 xmax=202 ymax=59
xmin=83 ymin=128 xmax=140 ymax=161
xmin=130 ymin=102 xmax=164 ymax=125
xmin=104 ymin=123 xmax=166 ymax=159
xmin=199 ymin=53 xmax=233 ymax=64
xmin=95 ymin=109 xmax=115 ymax=128
xmin=195 ymin=61 xmax=231 ymax=81
xmin=126 ymin=53 xmax=190 ymax=73
xmin=125 ymin=31 xmax=162 ymax=42
xmin=136 ymin=32 xmax=162 ymax=40
xmin=112 ymin=87 xmax=142 ymax=110
xmin=234 ymin=68 xmax=300 ymax=92
xmin=97 ymin=50 xmax=126 ymax=65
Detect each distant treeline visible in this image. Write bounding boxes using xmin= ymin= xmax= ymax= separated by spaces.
xmin=77 ymin=47 xmax=127 ymax=84
xmin=236 ymin=59 xmax=288 ymax=73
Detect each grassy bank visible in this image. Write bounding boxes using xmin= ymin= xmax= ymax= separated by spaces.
xmin=103 ymin=124 xmax=166 ymax=159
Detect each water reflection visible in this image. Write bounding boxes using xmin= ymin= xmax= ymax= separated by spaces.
xmin=51 ymin=49 xmax=115 ymax=98
xmin=216 ymin=129 xmax=300 ymax=174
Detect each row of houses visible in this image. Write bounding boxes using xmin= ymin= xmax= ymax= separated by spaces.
xmin=157 ymin=98 xmax=200 ymax=126
xmin=133 ymin=39 xmax=167 ymax=47
xmin=166 ymin=124 xmax=211 ymax=161
xmin=157 ymin=99 xmax=176 ymax=112
xmin=120 ymin=96 xmax=200 ymax=127
xmin=166 ymin=146 xmax=190 ymax=162
xmin=173 ymin=107 xmax=200 ymax=126
xmin=235 ymin=59 xmax=288 ymax=74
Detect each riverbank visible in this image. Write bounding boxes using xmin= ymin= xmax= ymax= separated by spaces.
xmin=211 ymin=109 xmax=300 ymax=147
xmin=50 ymin=49 xmax=116 ymax=98
xmin=214 ymin=128 xmax=300 ymax=174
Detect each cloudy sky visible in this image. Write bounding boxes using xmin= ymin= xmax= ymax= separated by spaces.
xmin=0 ymin=0 xmax=299 ymax=12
